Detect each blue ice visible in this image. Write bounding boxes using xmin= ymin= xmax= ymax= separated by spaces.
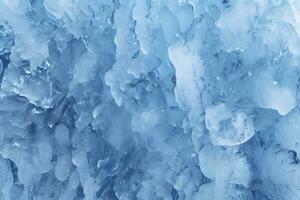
xmin=0 ymin=0 xmax=300 ymax=199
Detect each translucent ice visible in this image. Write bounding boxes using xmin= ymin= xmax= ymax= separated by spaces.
xmin=216 ymin=0 xmax=256 ymax=51
xmin=205 ymin=103 xmax=255 ymax=146
xmin=0 ymin=0 xmax=300 ymax=200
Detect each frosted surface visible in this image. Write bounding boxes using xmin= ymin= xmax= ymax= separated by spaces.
xmin=0 ymin=0 xmax=300 ymax=199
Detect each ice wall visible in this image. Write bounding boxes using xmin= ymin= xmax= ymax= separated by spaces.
xmin=0 ymin=0 xmax=300 ymax=199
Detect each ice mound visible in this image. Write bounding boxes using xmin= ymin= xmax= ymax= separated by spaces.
xmin=0 ymin=0 xmax=300 ymax=199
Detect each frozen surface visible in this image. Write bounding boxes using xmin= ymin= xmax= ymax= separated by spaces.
xmin=0 ymin=0 xmax=300 ymax=199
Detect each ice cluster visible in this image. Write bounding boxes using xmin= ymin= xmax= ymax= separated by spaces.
xmin=1 ymin=0 xmax=300 ymax=199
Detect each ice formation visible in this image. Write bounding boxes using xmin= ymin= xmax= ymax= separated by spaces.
xmin=0 ymin=0 xmax=300 ymax=199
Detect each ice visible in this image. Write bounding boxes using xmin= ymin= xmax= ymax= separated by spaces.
xmin=254 ymin=72 xmax=297 ymax=115
xmin=0 ymin=25 xmax=14 ymax=55
xmin=174 ymin=4 xmax=194 ymax=33
xmin=43 ymin=0 xmax=72 ymax=19
xmin=169 ymin=41 xmax=205 ymax=150
xmin=160 ymin=8 xmax=180 ymax=44
xmin=192 ymin=182 xmax=214 ymax=200
xmin=255 ymin=146 xmax=300 ymax=200
xmin=0 ymin=0 xmax=300 ymax=199
xmin=205 ymin=103 xmax=255 ymax=146
xmin=34 ymin=140 xmax=53 ymax=173
xmin=54 ymin=123 xmax=70 ymax=146
xmin=55 ymin=154 xmax=72 ymax=182
xmin=216 ymin=0 xmax=257 ymax=51
xmin=1 ymin=65 xmax=64 ymax=108
xmin=169 ymin=42 xmax=203 ymax=112
xmin=73 ymin=51 xmax=97 ymax=84
xmin=0 ymin=155 xmax=13 ymax=199
xmin=275 ymin=109 xmax=300 ymax=155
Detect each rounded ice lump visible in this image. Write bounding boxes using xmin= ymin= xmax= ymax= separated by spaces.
xmin=205 ymin=103 xmax=255 ymax=146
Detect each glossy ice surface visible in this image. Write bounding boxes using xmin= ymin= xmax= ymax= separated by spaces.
xmin=0 ymin=0 xmax=300 ymax=199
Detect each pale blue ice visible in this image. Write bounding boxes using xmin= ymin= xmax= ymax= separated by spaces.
xmin=0 ymin=0 xmax=300 ymax=199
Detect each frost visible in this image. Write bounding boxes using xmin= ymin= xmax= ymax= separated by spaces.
xmin=0 ymin=0 xmax=299 ymax=200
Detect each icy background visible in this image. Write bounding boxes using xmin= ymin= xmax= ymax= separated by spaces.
xmin=0 ymin=0 xmax=300 ymax=199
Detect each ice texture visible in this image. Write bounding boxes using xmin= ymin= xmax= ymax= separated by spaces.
xmin=0 ymin=0 xmax=300 ymax=199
